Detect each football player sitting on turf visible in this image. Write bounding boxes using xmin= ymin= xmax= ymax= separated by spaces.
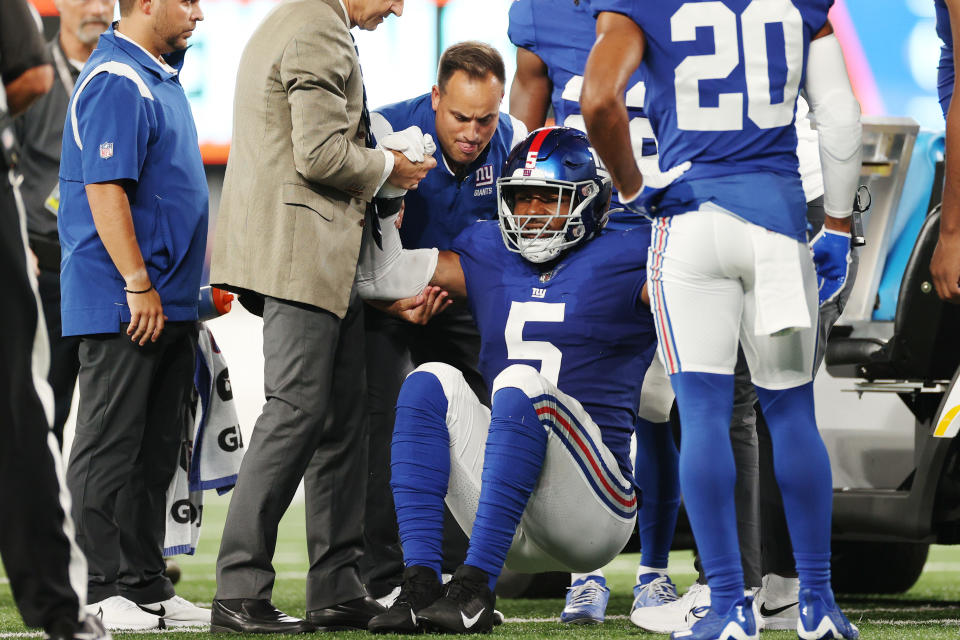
xmin=358 ymin=126 xmax=660 ymax=634
xmin=507 ymin=0 xmax=684 ymax=625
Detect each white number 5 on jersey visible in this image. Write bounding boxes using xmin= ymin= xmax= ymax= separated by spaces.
xmin=504 ymin=301 xmax=565 ymax=385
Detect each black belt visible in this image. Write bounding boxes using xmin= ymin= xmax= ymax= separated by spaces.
xmin=27 ymin=232 xmax=61 ymax=272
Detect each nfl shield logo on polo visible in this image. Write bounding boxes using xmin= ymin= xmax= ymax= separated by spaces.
xmin=99 ymin=142 xmax=113 ymax=159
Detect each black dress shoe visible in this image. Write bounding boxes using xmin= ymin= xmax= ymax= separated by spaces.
xmin=210 ymin=599 xmax=315 ymax=634
xmin=306 ymin=596 xmax=385 ymax=631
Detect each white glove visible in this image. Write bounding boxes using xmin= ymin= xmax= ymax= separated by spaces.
xmin=378 ymin=125 xmax=436 ymax=163
xmin=376 ymin=128 xmax=436 ymax=198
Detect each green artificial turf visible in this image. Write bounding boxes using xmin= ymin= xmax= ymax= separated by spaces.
xmin=3 ymin=494 xmax=958 ymax=638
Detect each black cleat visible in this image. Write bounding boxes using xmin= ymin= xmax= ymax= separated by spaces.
xmin=417 ymin=565 xmax=496 ymax=634
xmin=368 ymin=566 xmax=444 ymax=634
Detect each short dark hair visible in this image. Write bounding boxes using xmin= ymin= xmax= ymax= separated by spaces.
xmin=437 ymin=41 xmax=505 ymax=92
xmin=118 ymin=0 xmax=136 ymax=16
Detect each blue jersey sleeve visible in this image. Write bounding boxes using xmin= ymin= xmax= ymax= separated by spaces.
xmin=451 ymin=220 xmax=498 ymax=272
xmin=451 ymin=221 xmax=511 ymax=321
xmin=605 ymin=228 xmax=651 ymax=319
xmin=937 ymin=0 xmax=954 ymax=116
xmin=590 ymin=0 xmax=639 ymax=22
xmin=507 ymin=0 xmax=538 ymax=50
xmin=74 ymin=72 xmax=152 ymax=186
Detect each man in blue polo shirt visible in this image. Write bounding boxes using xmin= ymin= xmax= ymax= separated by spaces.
xmin=58 ymin=0 xmax=210 ymax=630
xmin=362 ymin=41 xmax=527 ymax=602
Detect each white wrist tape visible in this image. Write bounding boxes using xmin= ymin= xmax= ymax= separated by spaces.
xmin=355 ymin=212 xmax=439 ymax=300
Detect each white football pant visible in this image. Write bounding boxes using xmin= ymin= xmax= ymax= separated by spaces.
xmin=412 ymin=361 xmax=637 ymax=574
xmin=648 ymin=204 xmax=819 ymax=390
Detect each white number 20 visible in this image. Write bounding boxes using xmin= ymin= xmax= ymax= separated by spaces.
xmin=504 ymin=302 xmax=565 ymax=385
xmin=671 ymin=0 xmax=804 ymax=131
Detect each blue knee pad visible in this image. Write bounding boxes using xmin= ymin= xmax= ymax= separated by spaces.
xmin=391 ymin=371 xmax=451 ymax=580
xmin=465 ymin=386 xmax=548 ymax=590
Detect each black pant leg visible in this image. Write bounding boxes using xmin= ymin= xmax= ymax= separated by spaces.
xmin=69 ymin=326 xmax=193 ymax=604
xmin=117 ymin=323 xmax=197 ymax=604
xmin=757 ymin=411 xmax=796 ymax=577
xmin=0 ymin=177 xmax=83 ymax=629
xmin=37 ymin=269 xmax=81 ymax=447
xmin=360 ymin=308 xmax=412 ymax=598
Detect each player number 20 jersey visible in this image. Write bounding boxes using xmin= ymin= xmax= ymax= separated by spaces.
xmin=591 ymin=0 xmax=831 ymax=182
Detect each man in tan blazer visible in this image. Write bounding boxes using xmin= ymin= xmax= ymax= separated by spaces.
xmin=209 ymin=0 xmax=433 ymax=633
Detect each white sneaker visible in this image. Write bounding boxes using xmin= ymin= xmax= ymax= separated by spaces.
xmin=756 ymin=573 xmax=799 ymax=631
xmin=630 ymin=582 xmax=711 ymax=634
xmin=85 ymin=596 xmax=163 ymax=631
xmin=138 ymin=595 xmax=211 ymax=627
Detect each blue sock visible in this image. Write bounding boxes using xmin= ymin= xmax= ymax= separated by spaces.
xmin=755 ymin=382 xmax=834 ymax=606
xmin=390 ymin=371 xmax=450 ymax=580
xmin=672 ymin=371 xmax=743 ymax=613
xmin=634 ymin=417 xmax=680 ymax=570
xmin=465 ymin=386 xmax=548 ymax=590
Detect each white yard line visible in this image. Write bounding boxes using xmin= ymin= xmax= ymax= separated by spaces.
xmin=865 ymin=619 xmax=960 ymax=626
xmin=500 ymin=614 xmax=960 ymax=624
xmin=846 ymin=605 xmax=960 ymax=613
xmin=0 ymin=629 xmax=210 ymax=638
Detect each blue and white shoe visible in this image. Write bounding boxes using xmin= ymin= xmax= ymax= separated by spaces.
xmin=670 ymin=596 xmax=758 ymax=640
xmin=632 ymin=573 xmax=680 ymax=614
xmin=797 ymin=588 xmax=859 ymax=640
xmin=560 ymin=575 xmax=609 ymax=625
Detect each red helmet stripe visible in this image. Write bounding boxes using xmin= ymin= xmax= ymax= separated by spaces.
xmin=523 ymin=129 xmax=553 ymax=168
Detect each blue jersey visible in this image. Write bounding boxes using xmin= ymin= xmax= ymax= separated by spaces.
xmin=372 ymin=94 xmax=526 ymax=250
xmin=453 ymin=221 xmax=658 ymax=478
xmin=507 ymin=0 xmax=676 ymax=227
xmin=937 ymin=0 xmax=953 ymax=117
xmin=593 ymin=0 xmax=831 ymax=240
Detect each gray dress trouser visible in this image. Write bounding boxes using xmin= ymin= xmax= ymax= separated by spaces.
xmin=215 ymin=292 xmax=368 ymax=611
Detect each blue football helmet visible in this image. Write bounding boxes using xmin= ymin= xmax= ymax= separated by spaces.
xmin=497 ymin=127 xmax=612 ymax=263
